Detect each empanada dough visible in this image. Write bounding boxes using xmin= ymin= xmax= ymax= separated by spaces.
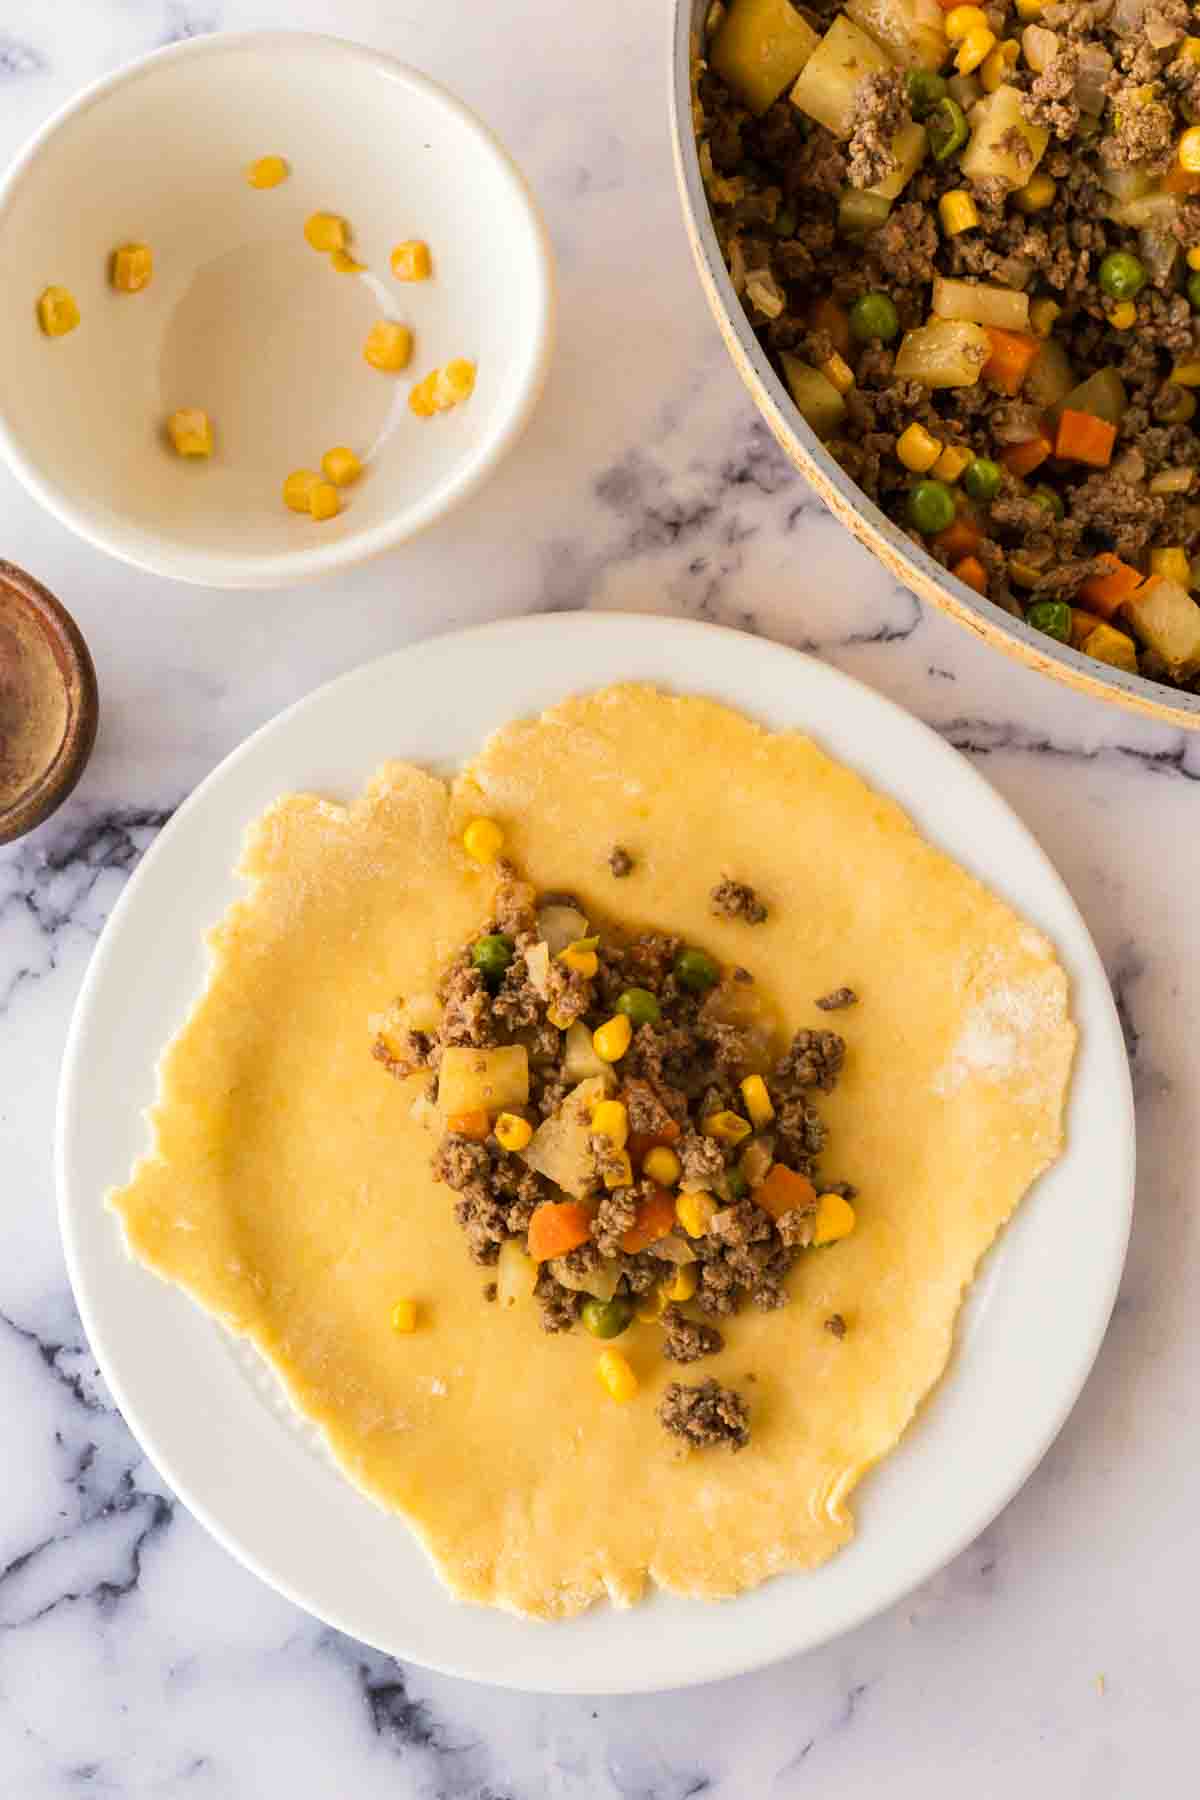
xmin=110 ymin=686 xmax=1075 ymax=1617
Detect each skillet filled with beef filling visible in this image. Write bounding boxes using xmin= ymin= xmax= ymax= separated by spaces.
xmin=695 ymin=0 xmax=1200 ymax=690
xmin=373 ymin=866 xmax=859 ymax=1447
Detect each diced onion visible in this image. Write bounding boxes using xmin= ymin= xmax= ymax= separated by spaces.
xmin=1021 ymin=24 xmax=1059 ymax=72
xmin=535 ymin=903 xmax=589 ymax=954
xmin=993 ymin=255 xmax=1034 ymax=291
xmin=549 ymin=1254 xmax=621 ymax=1299
xmin=932 ymin=276 xmax=1031 ymax=331
xmin=647 ymin=1234 xmax=699 ymax=1265
xmin=746 ymin=269 xmax=786 ymax=319
xmin=1074 ymin=42 xmax=1113 ymax=115
xmin=947 ymin=73 xmax=982 ymax=110
xmin=1109 ymin=0 xmax=1144 ymax=31
xmin=1146 ymin=9 xmax=1181 ymax=46
xmin=992 ymin=402 xmax=1046 ymax=443
xmin=1140 ymin=226 xmax=1179 ymax=288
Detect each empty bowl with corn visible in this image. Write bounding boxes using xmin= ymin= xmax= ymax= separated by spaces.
xmin=0 ymin=32 xmax=554 ymax=588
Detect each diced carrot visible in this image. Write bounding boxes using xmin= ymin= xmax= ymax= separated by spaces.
xmin=753 ymin=1163 xmax=818 ymax=1223
xmin=1054 ymin=408 xmax=1116 ymax=468
xmin=932 ymin=515 xmax=982 ymax=560
xmin=1163 ymin=163 xmax=1200 ymax=197
xmin=952 ymin=554 xmax=989 ymax=595
xmin=626 ymin=1119 xmax=681 ymax=1165
xmin=619 ymin=1186 xmax=678 ymax=1254
xmin=999 ymin=431 xmax=1053 ymax=478
xmin=447 ymin=1109 xmax=491 ymax=1142
xmin=527 ymin=1200 xmax=593 ymax=1263
xmin=1075 ymin=553 xmax=1144 ymax=618
xmin=809 ymin=295 xmax=851 ymax=359
xmin=982 ymin=327 xmax=1041 ymax=397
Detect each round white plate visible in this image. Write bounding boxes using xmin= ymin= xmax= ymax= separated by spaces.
xmin=57 ymin=615 xmax=1134 ymax=1694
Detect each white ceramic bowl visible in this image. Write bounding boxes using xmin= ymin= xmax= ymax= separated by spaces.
xmin=0 ymin=33 xmax=555 ymax=589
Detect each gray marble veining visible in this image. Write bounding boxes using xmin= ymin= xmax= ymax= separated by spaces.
xmin=0 ymin=1 xmax=1196 ymax=1794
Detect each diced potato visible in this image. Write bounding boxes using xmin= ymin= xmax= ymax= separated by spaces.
xmin=867 ymin=119 xmax=928 ymax=200
xmin=893 ymin=319 xmax=990 ymax=387
xmin=789 ymin=15 xmax=893 ymax=140
xmin=1104 ymin=190 xmax=1179 ymax=231
xmin=1122 ymin=577 xmax=1200 ymax=679
xmin=961 ymin=85 xmax=1050 ymax=190
xmin=931 ymin=276 xmax=1030 ymax=332
xmin=779 ymin=353 xmax=847 ymax=436
xmin=521 ymin=1076 xmax=610 ymax=1198
xmin=1024 ymin=336 xmax=1075 ymax=409
xmin=1081 ymin=622 xmax=1138 ymax=674
xmin=524 ymin=940 xmax=551 ymax=998
xmin=496 ymin=1238 xmax=538 ymax=1310
xmin=846 ymin=0 xmax=947 ymax=70
xmin=1060 ymin=367 xmax=1127 ymax=425
xmin=710 ymin=0 xmax=820 ymax=114
xmin=563 ymin=1019 xmax=612 ymax=1083
xmin=437 ymin=1045 xmax=529 ymax=1118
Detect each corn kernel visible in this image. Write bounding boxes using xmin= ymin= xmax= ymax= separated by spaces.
xmin=675 ymin=1191 xmax=716 ymax=1238
xmin=812 ymin=1192 xmax=856 ymax=1246
xmin=246 ymin=155 xmax=289 ymax=189
xmin=546 ymin=1006 xmax=572 ymax=1030
xmin=662 ymin=1264 xmax=698 ymax=1304
xmin=980 ymin=38 xmax=1019 ymax=92
xmin=944 ymin=4 xmax=987 ymax=38
xmin=896 ymin=421 xmax=944 ymax=474
xmin=321 ymin=446 xmax=362 ymax=487
xmin=1015 ymin=173 xmax=1056 ymax=213
xmin=309 ymin=480 xmax=340 ymax=520
xmin=111 ymin=242 xmax=153 ymax=293
xmin=703 ymin=1109 xmax=752 ymax=1145
xmin=364 ymin=319 xmax=413 ymax=373
xmin=330 ymin=248 xmax=365 ymax=273
xmin=821 ymin=351 xmax=855 ymax=395
xmin=636 ymin=1286 xmax=667 ymax=1323
xmin=1029 ymin=297 xmax=1061 ymax=338
xmin=1171 ymin=359 xmax=1200 ymax=386
xmin=956 ymin=25 xmax=996 ymax=72
xmin=604 ymin=1150 xmax=634 ymax=1190
xmin=433 ymin=358 xmax=477 ymax=410
xmin=462 ymin=816 xmax=504 ymax=865
xmin=283 ymin=469 xmax=321 ymax=512
xmin=36 ymin=285 xmax=80 ymax=337
xmin=409 ymin=372 xmax=439 ymax=418
xmin=495 ymin=1112 xmax=534 ymax=1152
xmin=591 ymin=1099 xmax=630 ymax=1149
xmin=1150 ymin=546 xmax=1192 ymax=585
xmin=643 ymin=1146 xmax=682 ymax=1187
xmin=1010 ymin=558 xmax=1047 ymax=589
xmin=391 ymin=239 xmax=432 ymax=281
xmin=167 ymin=409 xmax=213 ymax=457
xmin=1015 ymin=0 xmax=1043 ymax=15
xmin=1181 ymin=36 xmax=1200 ymax=65
xmin=595 ymin=1347 xmax=638 ymax=1403
xmin=1106 ymin=300 xmax=1137 ymax=331
xmin=391 ymin=1299 xmax=418 ymax=1332
xmin=1179 ymin=127 xmax=1200 ymax=175
xmin=1081 ymin=622 xmax=1138 ymax=673
xmin=593 ymin=1015 xmax=633 ymax=1063
xmin=1188 ymin=247 xmax=1200 ymax=271
xmin=560 ymin=938 xmax=600 ymax=977
xmin=932 ymin=444 xmax=973 ymax=483
xmin=740 ymin=1074 xmax=775 ymax=1129
xmin=304 ymin=211 xmax=347 ymax=252
xmin=938 ymin=189 xmax=979 ymax=237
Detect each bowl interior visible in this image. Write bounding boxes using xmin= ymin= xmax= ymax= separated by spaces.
xmin=0 ymin=35 xmax=552 ymax=586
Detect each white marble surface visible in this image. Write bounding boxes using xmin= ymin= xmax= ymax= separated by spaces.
xmin=0 ymin=0 xmax=1196 ymax=1792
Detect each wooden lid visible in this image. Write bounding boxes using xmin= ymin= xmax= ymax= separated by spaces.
xmin=0 ymin=561 xmax=99 ymax=845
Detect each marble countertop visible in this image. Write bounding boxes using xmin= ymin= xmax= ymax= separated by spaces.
xmin=1 ymin=0 xmax=1196 ymax=1793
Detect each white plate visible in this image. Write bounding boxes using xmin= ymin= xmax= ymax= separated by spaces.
xmin=57 ymin=615 xmax=1134 ymax=1694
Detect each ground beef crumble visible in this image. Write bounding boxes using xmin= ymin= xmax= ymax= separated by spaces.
xmin=608 ymin=845 xmax=634 ymax=877
xmin=815 ymin=986 xmax=858 ymax=1011
xmin=710 ymin=878 xmax=769 ymax=923
xmin=377 ymin=869 xmax=859 ymax=1446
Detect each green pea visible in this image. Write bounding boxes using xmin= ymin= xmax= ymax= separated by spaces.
xmin=1032 ymin=484 xmax=1065 ymax=520
xmin=1098 ymin=250 xmax=1146 ymax=301
xmin=674 ymin=947 xmax=721 ymax=993
xmin=581 ymin=1295 xmax=633 ymax=1339
xmin=1188 ymin=271 xmax=1200 ymax=311
xmin=962 ymin=457 xmax=1001 ymax=503
xmin=849 ymin=290 xmax=900 ymax=344
xmin=616 ymin=987 xmax=662 ymax=1027
xmin=927 ymin=96 xmax=968 ymax=162
xmin=472 ymin=933 xmax=514 ymax=985
xmin=1026 ymin=599 xmax=1073 ymax=643
xmin=906 ymin=68 xmax=947 ymax=122
xmin=907 ymin=479 xmax=956 ymax=536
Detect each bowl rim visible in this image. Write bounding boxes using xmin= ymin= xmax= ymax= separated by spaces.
xmin=668 ymin=0 xmax=1200 ymax=729
xmin=0 ymin=30 xmax=557 ymax=591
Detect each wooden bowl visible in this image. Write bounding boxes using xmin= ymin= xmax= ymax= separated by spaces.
xmin=669 ymin=0 xmax=1200 ymax=729
xmin=0 ymin=562 xmax=99 ymax=844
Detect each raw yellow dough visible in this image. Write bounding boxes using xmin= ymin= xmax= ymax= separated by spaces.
xmin=110 ymin=686 xmax=1075 ymax=1618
